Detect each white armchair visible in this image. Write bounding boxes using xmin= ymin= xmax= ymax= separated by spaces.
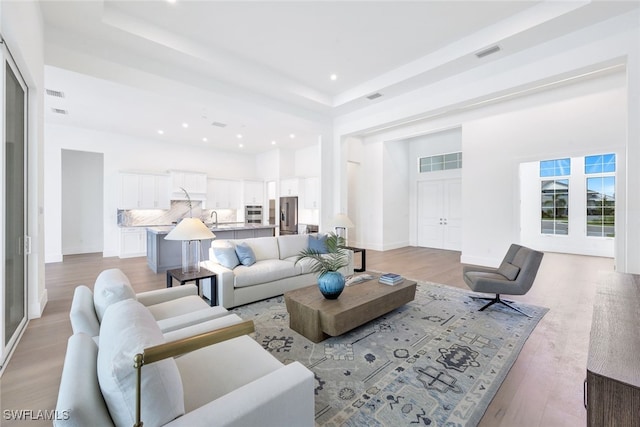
xmin=55 ymin=299 xmax=315 ymax=427
xmin=70 ymin=268 xmax=231 ymax=338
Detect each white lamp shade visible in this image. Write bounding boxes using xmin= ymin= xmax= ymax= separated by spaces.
xmin=332 ymin=213 xmax=354 ymax=229
xmin=164 ymin=218 xmax=216 ymax=241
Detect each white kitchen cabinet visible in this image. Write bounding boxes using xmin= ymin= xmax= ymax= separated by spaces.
xmin=119 ymin=173 xmax=170 ymax=209
xmin=280 ymin=178 xmax=301 ymax=197
xmin=303 ymin=177 xmax=319 ymax=209
xmin=243 ymin=180 xmax=264 ymax=205
xmin=119 ymin=227 xmax=147 ymax=258
xmin=170 ymin=171 xmax=207 ymax=199
xmin=207 ymin=179 xmax=241 ymax=209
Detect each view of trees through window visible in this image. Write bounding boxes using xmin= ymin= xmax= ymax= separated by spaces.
xmin=539 ymin=154 xmax=615 ymax=238
xmin=585 ymin=154 xmax=615 ymax=237
xmin=540 ymin=158 xmax=570 ymax=235
xmin=541 ymin=179 xmax=569 ymax=235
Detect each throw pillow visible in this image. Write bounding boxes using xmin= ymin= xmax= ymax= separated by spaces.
xmin=93 ymin=268 xmax=136 ymax=322
xmin=497 ymin=261 xmax=520 ymax=280
xmin=213 ymin=244 xmax=240 ymax=269
xmin=98 ymin=299 xmax=185 ymax=427
xmin=235 ymin=242 xmax=257 ymax=266
xmin=309 ymin=234 xmax=328 ymax=254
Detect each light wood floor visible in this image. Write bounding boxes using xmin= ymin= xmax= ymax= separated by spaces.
xmin=0 ymin=247 xmax=613 ymax=426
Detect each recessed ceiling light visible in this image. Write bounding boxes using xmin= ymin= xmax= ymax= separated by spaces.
xmin=330 ymin=74 xmax=337 ymax=81
xmin=182 ymin=123 xmax=189 ymax=128
xmin=166 ymin=0 xmax=177 ymax=4
xmin=289 ymin=133 xmax=295 ymax=139
xmin=202 ymin=137 xmax=208 ymax=142
xmin=271 ymin=140 xmax=277 ymax=145
xmin=236 ymin=134 xmax=243 ymax=139
xmin=157 ymin=130 xmax=164 ymax=135
xmin=238 ymin=143 xmax=244 ymax=148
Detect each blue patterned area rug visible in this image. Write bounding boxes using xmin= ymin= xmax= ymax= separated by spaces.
xmin=231 ymin=281 xmax=548 ymax=427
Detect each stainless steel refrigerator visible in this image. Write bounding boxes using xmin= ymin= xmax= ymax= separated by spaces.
xmin=279 ymin=196 xmax=298 ymax=235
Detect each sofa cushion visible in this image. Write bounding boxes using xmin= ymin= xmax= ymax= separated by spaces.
xmin=235 ymin=242 xmax=257 ymax=266
xmin=212 ymin=242 xmax=240 ymax=269
xmin=98 ymin=299 xmax=184 ymax=427
xmin=277 ymin=234 xmax=309 ymax=260
xmin=497 ymin=261 xmax=520 ymax=280
xmin=145 ymin=294 xmax=210 ymax=322
xmin=240 ymin=236 xmax=280 ymax=262
xmin=308 ymin=234 xmax=328 ymax=253
xmin=93 ymin=268 xmax=136 ymax=322
xmin=234 ymin=260 xmax=298 ymax=288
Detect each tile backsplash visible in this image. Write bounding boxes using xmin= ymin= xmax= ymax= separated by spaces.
xmin=118 ymin=200 xmax=237 ymax=227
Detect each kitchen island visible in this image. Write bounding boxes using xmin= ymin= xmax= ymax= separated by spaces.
xmin=146 ymin=223 xmax=277 ymax=273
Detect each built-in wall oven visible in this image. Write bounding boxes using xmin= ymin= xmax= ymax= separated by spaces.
xmin=245 ymin=205 xmax=263 ymax=224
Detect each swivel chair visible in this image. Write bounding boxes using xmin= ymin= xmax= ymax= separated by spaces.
xmin=463 ymin=244 xmax=544 ymax=317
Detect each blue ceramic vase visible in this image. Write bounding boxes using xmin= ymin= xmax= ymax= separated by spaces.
xmin=318 ymin=271 xmax=345 ymax=299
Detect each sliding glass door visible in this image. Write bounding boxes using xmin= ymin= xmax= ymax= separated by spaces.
xmin=1 ymin=44 xmax=28 ymax=369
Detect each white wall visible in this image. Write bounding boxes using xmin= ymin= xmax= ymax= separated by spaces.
xmin=61 ymin=149 xmax=103 ymax=255
xmin=333 ymin=10 xmax=637 ymax=269
xmin=0 ymin=1 xmax=47 ymax=318
xmin=461 ymin=72 xmax=626 ymax=266
xmin=382 ymin=141 xmax=410 ymax=250
xmin=44 ymin=124 xmax=257 ymax=262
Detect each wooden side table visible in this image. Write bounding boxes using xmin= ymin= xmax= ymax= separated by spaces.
xmin=166 ymin=267 xmax=217 ymax=306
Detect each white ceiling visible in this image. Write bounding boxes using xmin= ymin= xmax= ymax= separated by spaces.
xmin=40 ymin=0 xmax=639 ymax=154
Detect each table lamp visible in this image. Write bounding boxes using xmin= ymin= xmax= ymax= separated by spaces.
xmin=332 ymin=213 xmax=354 ymax=244
xmin=165 ymin=217 xmax=216 ymax=273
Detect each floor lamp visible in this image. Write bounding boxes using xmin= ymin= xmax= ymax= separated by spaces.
xmin=165 ymin=217 xmax=216 ymax=273
xmin=332 ymin=213 xmax=354 ymax=246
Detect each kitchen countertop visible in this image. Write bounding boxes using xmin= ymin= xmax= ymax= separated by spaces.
xmin=146 ymin=223 xmax=278 ymax=235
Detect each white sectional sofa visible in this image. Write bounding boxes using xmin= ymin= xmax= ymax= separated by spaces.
xmin=201 ymin=234 xmax=354 ymax=308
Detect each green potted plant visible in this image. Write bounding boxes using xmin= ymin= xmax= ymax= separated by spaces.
xmin=295 ymin=232 xmax=350 ymax=299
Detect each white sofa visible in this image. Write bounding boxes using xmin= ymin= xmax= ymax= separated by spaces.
xmin=201 ymin=234 xmax=354 ymax=308
xmin=71 ymin=268 xmax=235 ymax=338
xmin=55 ymin=299 xmax=315 ymax=427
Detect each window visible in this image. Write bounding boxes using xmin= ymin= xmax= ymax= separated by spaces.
xmin=541 ymin=179 xmax=569 ymax=235
xmin=585 ymin=154 xmax=615 ymax=237
xmin=419 ymin=152 xmax=462 ymax=173
xmin=540 ymin=158 xmax=570 ymax=177
xmin=540 ymin=158 xmax=570 ymax=235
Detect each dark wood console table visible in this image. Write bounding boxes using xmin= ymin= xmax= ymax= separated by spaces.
xmin=586 ymin=272 xmax=640 ymax=426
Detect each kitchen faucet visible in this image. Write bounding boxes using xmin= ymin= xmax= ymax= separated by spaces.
xmin=210 ymin=210 xmax=218 ymax=227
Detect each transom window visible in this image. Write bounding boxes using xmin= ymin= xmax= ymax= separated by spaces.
xmin=540 ymin=158 xmax=570 ymax=177
xmin=419 ymin=152 xmax=462 ymax=173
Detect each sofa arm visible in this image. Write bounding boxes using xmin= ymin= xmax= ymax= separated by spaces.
xmin=200 ymin=260 xmax=236 ymax=308
xmin=136 ymin=284 xmax=199 ymax=306
xmin=163 ymin=362 xmax=314 ymax=427
xmin=162 ymin=314 xmax=244 ymax=342
xmin=70 ymin=285 xmax=101 ymax=338
xmin=54 ymin=333 xmax=114 ymax=427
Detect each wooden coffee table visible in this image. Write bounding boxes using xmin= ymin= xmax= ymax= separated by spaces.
xmin=284 ymin=274 xmax=416 ymax=343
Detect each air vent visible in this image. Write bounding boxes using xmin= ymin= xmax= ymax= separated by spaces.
xmin=211 ymin=121 xmax=227 ymax=128
xmin=366 ymin=92 xmax=383 ymax=100
xmin=51 ymin=108 xmax=68 ymax=115
xmin=46 ymin=89 xmax=65 ymax=98
xmin=475 ymin=45 xmax=501 ymax=59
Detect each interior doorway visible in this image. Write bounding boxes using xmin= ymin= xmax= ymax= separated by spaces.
xmin=61 ymin=150 xmax=104 ymax=255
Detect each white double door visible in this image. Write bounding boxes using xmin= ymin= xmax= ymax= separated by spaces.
xmin=417 ymin=179 xmax=462 ymax=250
